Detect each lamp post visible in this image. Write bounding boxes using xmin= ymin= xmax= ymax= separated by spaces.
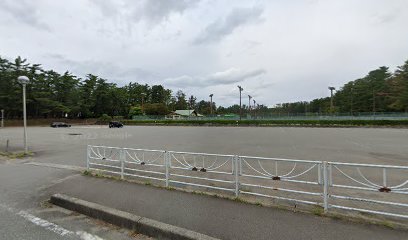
xmin=328 ymin=86 xmax=335 ymax=111
xmin=18 ymin=76 xmax=30 ymax=154
xmin=209 ymin=94 xmax=213 ymax=116
xmin=237 ymin=86 xmax=243 ymax=121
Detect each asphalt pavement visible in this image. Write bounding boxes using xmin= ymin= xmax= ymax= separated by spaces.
xmin=1 ymin=159 xmax=404 ymax=240
xmin=1 ymin=126 xmax=408 ymax=239
xmin=0 ymin=160 xmax=151 ymax=240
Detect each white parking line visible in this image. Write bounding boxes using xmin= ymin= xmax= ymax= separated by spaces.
xmin=0 ymin=203 xmax=104 ymax=240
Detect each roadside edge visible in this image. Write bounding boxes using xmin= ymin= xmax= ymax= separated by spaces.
xmin=50 ymin=193 xmax=219 ymax=240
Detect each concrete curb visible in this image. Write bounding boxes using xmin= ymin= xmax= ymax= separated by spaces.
xmin=50 ymin=194 xmax=219 ymax=240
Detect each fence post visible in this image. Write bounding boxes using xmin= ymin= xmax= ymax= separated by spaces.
xmin=86 ymin=145 xmax=90 ymax=171
xmin=234 ymin=155 xmax=240 ymax=197
xmin=165 ymin=151 xmax=170 ymax=188
xmin=120 ymin=149 xmax=125 ymax=180
xmin=323 ymin=161 xmax=329 ymax=213
xmin=239 ymin=155 xmax=242 ymax=175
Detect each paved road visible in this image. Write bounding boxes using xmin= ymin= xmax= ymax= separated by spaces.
xmin=1 ymin=126 xmax=407 ymax=239
xmin=1 ymin=126 xmax=408 ymax=167
xmin=0 ymin=160 xmax=151 ymax=240
xmin=43 ymin=168 xmax=406 ymax=240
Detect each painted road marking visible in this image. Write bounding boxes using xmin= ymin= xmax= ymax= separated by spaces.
xmin=1 ymin=203 xmax=104 ymax=240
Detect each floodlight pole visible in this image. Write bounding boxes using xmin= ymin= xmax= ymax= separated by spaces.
xmin=253 ymin=99 xmax=256 ymax=119
xmin=18 ymin=76 xmax=30 ymax=154
xmin=209 ymin=94 xmax=213 ymax=116
xmin=328 ymin=86 xmax=335 ymax=110
xmin=248 ymin=95 xmax=252 ymax=117
xmin=238 ymin=86 xmax=243 ymax=121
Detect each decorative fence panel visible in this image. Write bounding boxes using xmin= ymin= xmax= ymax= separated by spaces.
xmin=86 ymin=145 xmax=408 ymax=220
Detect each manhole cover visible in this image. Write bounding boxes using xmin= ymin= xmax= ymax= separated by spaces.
xmin=68 ymin=133 xmax=82 ymax=135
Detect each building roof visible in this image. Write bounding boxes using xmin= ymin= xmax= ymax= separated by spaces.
xmin=173 ymin=110 xmax=203 ymax=117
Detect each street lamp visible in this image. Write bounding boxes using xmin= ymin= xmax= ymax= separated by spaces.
xmin=237 ymin=86 xmax=243 ymax=121
xmin=209 ymin=94 xmax=213 ymax=116
xmin=328 ymin=86 xmax=335 ymax=110
xmin=17 ymin=76 xmax=30 ymax=154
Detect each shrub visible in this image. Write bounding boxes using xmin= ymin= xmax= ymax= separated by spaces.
xmin=98 ymin=114 xmax=112 ymax=122
xmin=122 ymin=119 xmax=408 ymax=127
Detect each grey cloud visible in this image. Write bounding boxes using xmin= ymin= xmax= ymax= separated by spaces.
xmin=165 ymin=68 xmax=266 ymax=88
xmin=130 ymin=0 xmax=199 ymax=24
xmin=89 ymin=0 xmax=119 ymax=18
xmin=46 ymin=54 xmax=157 ymax=84
xmin=194 ymin=7 xmax=263 ymax=44
xmin=90 ymin=0 xmax=199 ymax=25
xmin=0 ymin=0 xmax=50 ymax=30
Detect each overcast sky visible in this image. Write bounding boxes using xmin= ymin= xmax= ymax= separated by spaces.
xmin=1 ymin=0 xmax=408 ymax=106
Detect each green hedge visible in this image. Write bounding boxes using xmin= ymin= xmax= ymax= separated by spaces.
xmin=122 ymin=119 xmax=408 ymax=127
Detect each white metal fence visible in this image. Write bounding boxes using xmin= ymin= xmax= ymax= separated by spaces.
xmin=86 ymin=145 xmax=408 ymax=220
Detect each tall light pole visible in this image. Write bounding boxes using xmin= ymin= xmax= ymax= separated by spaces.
xmin=18 ymin=76 xmax=30 ymax=154
xmin=328 ymin=86 xmax=335 ymax=111
xmin=209 ymin=94 xmax=213 ymax=116
xmin=237 ymin=86 xmax=243 ymax=121
xmin=253 ymin=99 xmax=256 ymax=119
xmin=248 ymin=95 xmax=252 ymax=117
xmin=350 ymin=86 xmax=353 ymax=115
xmin=1 ymin=109 xmax=4 ymax=128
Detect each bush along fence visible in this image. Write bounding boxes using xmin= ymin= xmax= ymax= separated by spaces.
xmin=86 ymin=145 xmax=408 ymax=220
xmin=122 ymin=119 xmax=408 ymax=127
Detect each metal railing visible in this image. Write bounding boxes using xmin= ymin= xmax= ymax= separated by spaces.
xmin=128 ymin=112 xmax=408 ymax=121
xmin=86 ymin=145 xmax=408 ymax=220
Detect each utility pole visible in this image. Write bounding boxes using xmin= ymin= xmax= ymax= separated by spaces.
xmin=237 ymin=86 xmax=243 ymax=121
xmin=209 ymin=94 xmax=213 ymax=116
xmin=328 ymin=86 xmax=335 ymax=111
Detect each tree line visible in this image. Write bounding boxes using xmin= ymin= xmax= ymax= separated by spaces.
xmin=1 ymin=55 xmax=407 ymax=119
xmin=271 ymin=60 xmax=408 ymax=115
xmin=0 ymin=56 xmax=220 ymax=119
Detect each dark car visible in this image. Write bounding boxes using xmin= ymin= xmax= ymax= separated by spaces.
xmin=50 ymin=122 xmax=71 ymax=128
xmin=109 ymin=121 xmax=124 ymax=128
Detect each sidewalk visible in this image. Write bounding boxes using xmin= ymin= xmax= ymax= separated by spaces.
xmin=46 ymin=174 xmax=408 ymax=240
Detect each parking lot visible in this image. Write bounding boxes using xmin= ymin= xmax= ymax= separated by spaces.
xmin=1 ymin=125 xmax=407 ymax=167
xmin=1 ymin=125 xmax=408 ymax=226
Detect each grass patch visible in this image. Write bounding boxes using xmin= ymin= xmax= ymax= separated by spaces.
xmin=0 ymin=151 xmax=33 ymax=159
xmin=312 ymin=205 xmax=325 ymax=216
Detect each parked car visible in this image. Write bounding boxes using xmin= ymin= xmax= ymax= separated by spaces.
xmin=109 ymin=121 xmax=124 ymax=128
xmin=50 ymin=122 xmax=71 ymax=128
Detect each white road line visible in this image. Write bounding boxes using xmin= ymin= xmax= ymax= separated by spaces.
xmin=0 ymin=203 xmax=104 ymax=240
xmin=76 ymin=231 xmax=104 ymax=240
xmin=24 ymin=162 xmax=85 ymax=171
xmin=17 ymin=210 xmax=72 ymax=237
